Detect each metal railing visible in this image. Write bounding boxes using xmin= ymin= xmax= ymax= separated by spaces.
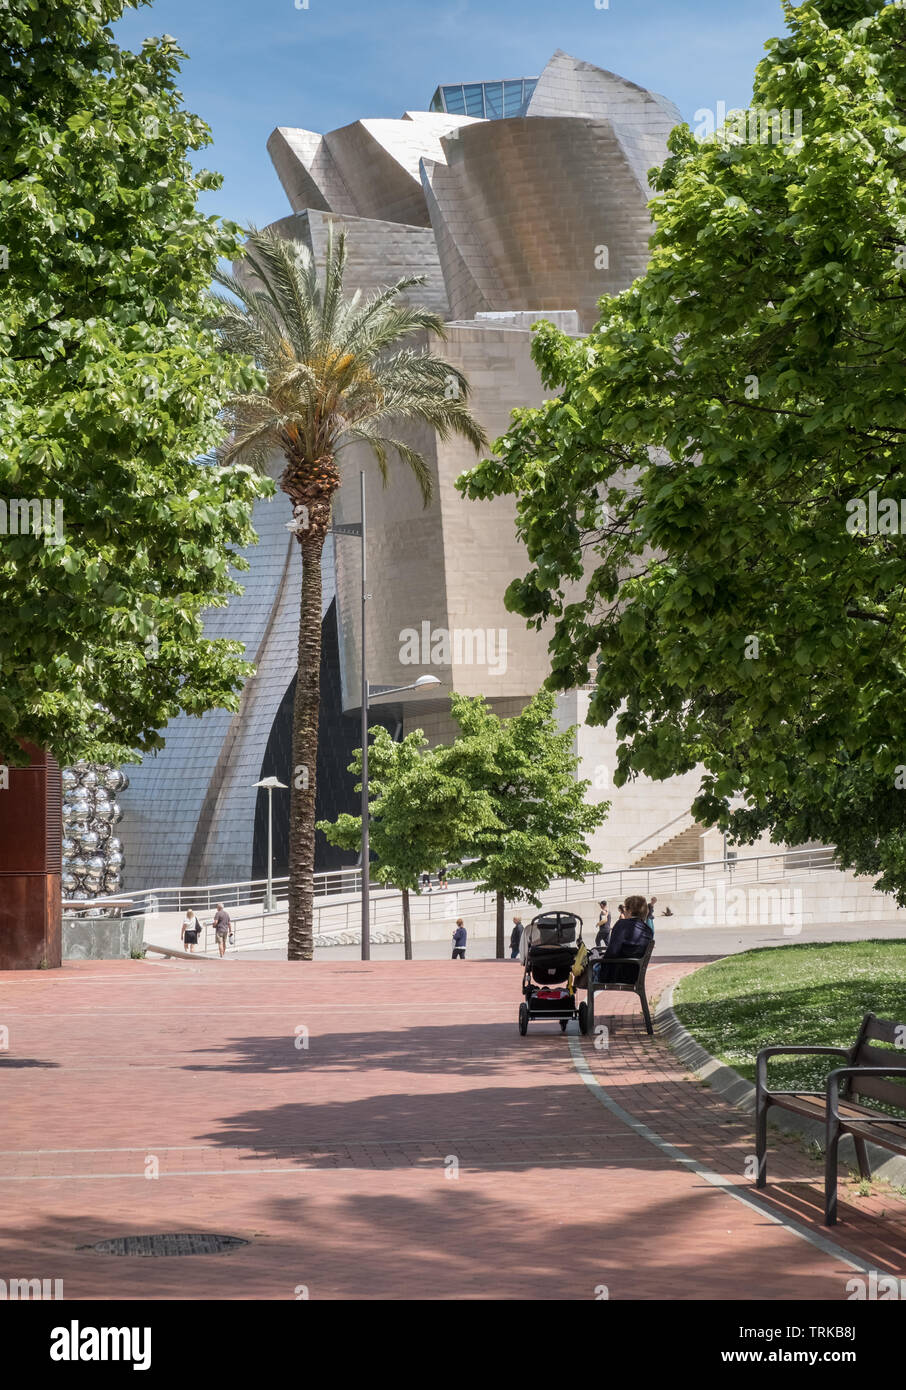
xmin=627 ymin=809 xmax=696 ymax=857
xmin=113 ymin=867 xmax=362 ymax=917
xmin=149 ymin=844 xmax=839 ymax=952
xmin=114 ymin=865 xmax=482 ymax=919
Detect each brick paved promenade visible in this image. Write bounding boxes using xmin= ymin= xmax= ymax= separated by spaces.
xmin=1 ymin=954 xmax=904 ymax=1300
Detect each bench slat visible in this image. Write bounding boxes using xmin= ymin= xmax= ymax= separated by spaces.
xmin=848 ymin=1067 xmax=906 ymax=1111
xmin=839 ymin=1119 xmax=906 ymax=1156
xmin=863 ymin=1015 xmax=906 ymax=1047
xmin=767 ymin=1092 xmax=906 ymax=1124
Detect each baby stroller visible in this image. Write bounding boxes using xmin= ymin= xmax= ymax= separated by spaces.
xmin=518 ymin=910 xmax=589 ymax=1036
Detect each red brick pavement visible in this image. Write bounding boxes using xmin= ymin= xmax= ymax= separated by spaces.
xmin=0 ymin=954 xmax=903 ymax=1300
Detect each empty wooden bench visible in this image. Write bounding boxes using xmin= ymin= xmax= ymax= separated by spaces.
xmin=586 ymin=938 xmax=655 ymax=1037
xmin=755 ymin=1012 xmax=906 ymax=1224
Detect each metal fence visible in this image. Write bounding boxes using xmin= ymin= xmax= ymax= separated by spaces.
xmin=115 ymin=867 xmax=359 ymax=917
xmin=116 ymin=844 xmax=836 ymax=922
xmin=140 ymin=845 xmax=838 ymax=952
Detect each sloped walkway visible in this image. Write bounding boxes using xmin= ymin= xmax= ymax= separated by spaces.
xmin=0 ymin=955 xmax=902 ymax=1300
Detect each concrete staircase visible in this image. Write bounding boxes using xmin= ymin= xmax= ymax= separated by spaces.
xmin=632 ymin=819 xmax=706 ymax=868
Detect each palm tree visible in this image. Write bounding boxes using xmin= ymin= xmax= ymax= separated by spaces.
xmin=208 ymin=225 xmax=487 ymax=960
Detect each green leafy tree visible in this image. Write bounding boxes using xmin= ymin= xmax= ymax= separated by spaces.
xmin=208 ymin=226 xmax=487 ymax=961
xmin=317 ymin=727 xmax=496 ymax=957
xmin=441 ymin=691 xmax=607 ymax=957
xmin=0 ymin=0 xmax=269 ymax=771
xmin=459 ymin=0 xmax=906 ymax=897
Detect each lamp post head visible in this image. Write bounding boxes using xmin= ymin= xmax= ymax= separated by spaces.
xmin=253 ymin=776 xmax=289 ymax=790
xmin=367 ymin=674 xmax=443 ymax=699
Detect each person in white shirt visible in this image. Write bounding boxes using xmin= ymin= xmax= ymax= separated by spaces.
xmin=180 ymin=909 xmax=200 ymax=953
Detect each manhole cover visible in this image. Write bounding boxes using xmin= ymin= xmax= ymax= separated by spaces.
xmin=82 ymin=1234 xmax=249 ymax=1257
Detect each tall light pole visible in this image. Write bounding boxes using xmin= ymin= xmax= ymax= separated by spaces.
xmin=332 ymin=471 xmax=440 ymax=960
xmin=253 ymin=775 xmax=288 ymax=911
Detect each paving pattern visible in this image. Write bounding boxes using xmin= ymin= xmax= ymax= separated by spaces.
xmin=0 ymin=955 xmax=903 ymax=1300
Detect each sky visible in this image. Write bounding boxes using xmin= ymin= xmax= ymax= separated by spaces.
xmin=115 ymin=0 xmax=791 ymax=229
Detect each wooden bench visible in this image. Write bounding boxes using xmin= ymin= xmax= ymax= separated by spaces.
xmin=587 ymin=938 xmax=655 ymax=1037
xmin=755 ymin=1012 xmax=906 ymax=1225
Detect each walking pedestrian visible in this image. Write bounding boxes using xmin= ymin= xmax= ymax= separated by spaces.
xmin=509 ymin=914 xmax=524 ymax=959
xmin=438 ymin=864 xmax=449 ymax=889
xmin=646 ymin=896 xmax=657 ymax=933
xmin=421 ymin=870 xmax=432 ymax=893
xmin=180 ymin=909 xmax=200 ymax=953
xmin=594 ymin=900 xmax=611 ymax=948
xmin=452 ymin=918 xmax=467 ymax=960
xmin=212 ymin=902 xmax=232 ymax=958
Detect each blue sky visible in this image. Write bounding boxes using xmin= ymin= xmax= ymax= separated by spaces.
xmin=115 ymin=0 xmax=790 ymax=228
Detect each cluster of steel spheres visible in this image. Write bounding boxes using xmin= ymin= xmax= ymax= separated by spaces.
xmin=61 ymin=762 xmax=127 ymax=900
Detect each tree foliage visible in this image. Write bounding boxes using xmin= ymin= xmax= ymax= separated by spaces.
xmin=317 ymin=725 xmax=495 ymax=893
xmin=0 ymin=0 xmax=268 ymax=767
xmin=319 ymin=694 xmax=607 ymax=956
xmin=458 ymin=1 xmax=906 ymax=895
xmin=442 ymin=691 xmax=607 ymax=953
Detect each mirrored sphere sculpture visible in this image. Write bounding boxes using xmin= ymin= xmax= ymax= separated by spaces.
xmin=61 ymin=761 xmax=128 ymax=902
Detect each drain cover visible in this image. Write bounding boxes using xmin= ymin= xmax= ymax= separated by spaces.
xmin=83 ymin=1234 xmax=249 ymax=1257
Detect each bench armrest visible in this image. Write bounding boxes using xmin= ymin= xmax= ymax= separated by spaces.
xmin=827 ymin=1067 xmax=906 ymax=1124
xmin=756 ymin=1046 xmax=850 ymax=1096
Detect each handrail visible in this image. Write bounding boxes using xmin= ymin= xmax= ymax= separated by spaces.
xmin=112 ymin=867 xmax=357 ymax=916
xmin=117 ymin=843 xmax=839 ymax=925
xmin=627 ymin=809 xmax=695 ymax=856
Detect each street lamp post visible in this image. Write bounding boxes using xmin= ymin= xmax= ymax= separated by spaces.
xmin=253 ymin=775 xmax=288 ymax=911
xmin=360 ymin=674 xmax=440 ymax=959
xmin=331 ymin=472 xmax=440 ymax=960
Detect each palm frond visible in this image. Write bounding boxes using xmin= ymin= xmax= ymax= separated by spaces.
xmin=350 ymin=350 xmax=489 ymax=452
xmin=318 ymin=223 xmax=350 ymax=347
xmin=336 ymin=278 xmax=439 ymax=355
xmin=212 ymin=222 xmax=486 ymax=490
xmin=218 ymin=415 xmax=284 ymax=471
xmin=241 ymin=227 xmax=320 ymax=364
xmin=338 ymin=427 xmax=433 ymax=503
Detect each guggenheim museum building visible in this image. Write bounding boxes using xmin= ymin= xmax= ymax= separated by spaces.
xmin=122 ymin=51 xmax=719 ymax=890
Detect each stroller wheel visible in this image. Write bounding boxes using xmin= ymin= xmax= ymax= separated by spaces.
xmin=578 ymin=1001 xmax=589 ymax=1035
xmin=559 ymin=1019 xmax=569 ymax=1033
xmin=518 ymin=1002 xmax=529 ymax=1036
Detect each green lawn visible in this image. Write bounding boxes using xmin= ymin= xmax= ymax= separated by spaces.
xmin=673 ymin=940 xmax=906 ymax=1100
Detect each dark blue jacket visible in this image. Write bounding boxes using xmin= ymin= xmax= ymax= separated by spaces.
xmin=605 ymin=917 xmax=653 ymax=959
xmin=453 ymin=926 xmax=467 ymax=947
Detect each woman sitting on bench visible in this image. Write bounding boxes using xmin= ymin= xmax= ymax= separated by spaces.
xmin=595 ymin=895 xmax=653 ymax=983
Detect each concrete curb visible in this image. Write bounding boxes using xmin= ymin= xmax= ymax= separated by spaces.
xmin=656 ymin=979 xmax=906 ymax=1188
xmin=143 ymin=943 xmax=222 ymax=961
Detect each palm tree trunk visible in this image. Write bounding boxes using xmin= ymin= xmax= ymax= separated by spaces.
xmin=402 ymin=887 xmax=412 ymax=960
xmin=287 ymin=532 xmax=324 ymax=960
xmin=496 ymin=891 xmax=505 ymax=959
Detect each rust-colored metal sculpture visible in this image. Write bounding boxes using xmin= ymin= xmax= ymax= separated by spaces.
xmin=0 ymin=743 xmax=62 ymax=969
